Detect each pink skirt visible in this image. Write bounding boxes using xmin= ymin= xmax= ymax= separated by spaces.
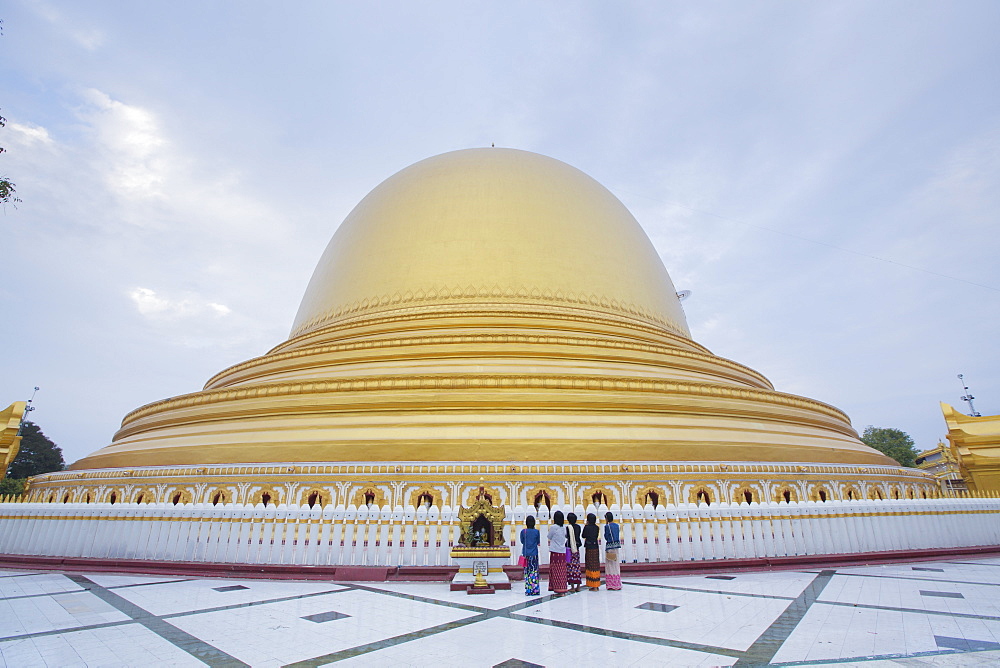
xmin=605 ymin=548 xmax=622 ymax=590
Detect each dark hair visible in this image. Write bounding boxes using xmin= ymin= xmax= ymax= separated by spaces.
xmin=552 ymin=510 xmax=564 ymax=526
xmin=586 ymin=513 xmax=597 ymax=525
xmin=567 ymin=512 xmax=577 ymax=524
xmin=605 ymin=511 xmax=614 ymax=522
xmin=525 ymin=515 xmax=535 ymax=528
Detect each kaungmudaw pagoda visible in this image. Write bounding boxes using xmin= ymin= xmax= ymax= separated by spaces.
xmin=24 ymin=148 xmax=935 ymax=509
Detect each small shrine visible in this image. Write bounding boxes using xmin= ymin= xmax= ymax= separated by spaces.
xmin=449 ymin=486 xmax=511 ymax=593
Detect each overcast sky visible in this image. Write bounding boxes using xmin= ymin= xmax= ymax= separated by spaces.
xmin=2 ymin=1 xmax=998 ymax=466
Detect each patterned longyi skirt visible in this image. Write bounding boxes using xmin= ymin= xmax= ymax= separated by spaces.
xmin=585 ymin=547 xmax=601 ymax=589
xmin=567 ymin=550 xmax=582 ymax=585
xmin=523 ymin=555 xmax=540 ymax=595
xmin=548 ymin=551 xmax=568 ymax=593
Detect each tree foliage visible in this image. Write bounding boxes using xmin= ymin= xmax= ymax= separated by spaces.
xmin=1 ymin=21 xmax=20 ymax=208
xmin=7 ymin=421 xmax=64 ymax=479
xmin=860 ymin=426 xmax=918 ymax=467
xmin=0 ymin=109 xmax=17 ymax=207
xmin=0 ymin=477 xmax=25 ymax=496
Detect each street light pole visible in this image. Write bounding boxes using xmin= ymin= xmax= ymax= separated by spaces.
xmin=957 ymin=374 xmax=982 ymax=417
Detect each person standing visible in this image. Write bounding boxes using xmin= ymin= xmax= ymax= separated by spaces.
xmin=547 ymin=510 xmax=568 ymax=594
xmin=565 ymin=512 xmax=583 ymax=592
xmin=582 ymin=513 xmax=602 ymax=590
xmin=519 ymin=515 xmax=541 ymax=596
xmin=603 ymin=511 xmax=622 ymax=590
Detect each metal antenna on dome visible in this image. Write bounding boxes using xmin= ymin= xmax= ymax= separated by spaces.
xmin=957 ymin=374 xmax=981 ymax=417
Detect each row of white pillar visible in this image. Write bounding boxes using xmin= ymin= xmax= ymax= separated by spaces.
xmin=0 ymin=497 xmax=996 ymax=567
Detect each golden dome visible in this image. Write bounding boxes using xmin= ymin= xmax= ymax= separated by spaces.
xmin=68 ymin=148 xmax=899 ymax=473
xmin=291 ymin=149 xmax=691 ymax=340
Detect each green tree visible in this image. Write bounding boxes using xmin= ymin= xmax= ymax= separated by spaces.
xmin=0 ymin=110 xmax=17 ymax=206
xmin=0 ymin=477 xmax=25 ymax=496
xmin=1 ymin=21 xmax=20 ymax=207
xmin=860 ymin=426 xmax=918 ymax=467
xmin=7 ymin=421 xmax=64 ymax=478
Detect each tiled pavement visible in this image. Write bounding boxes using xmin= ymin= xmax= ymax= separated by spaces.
xmin=4 ymin=559 xmax=1000 ymax=666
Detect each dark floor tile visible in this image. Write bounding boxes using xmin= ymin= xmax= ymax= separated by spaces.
xmin=935 ymin=635 xmax=1000 ymax=651
xmin=637 ymin=602 xmax=679 ymax=613
xmin=920 ymin=590 xmax=965 ymax=599
xmin=302 ymin=610 xmax=349 ymax=623
xmin=212 ymin=585 xmax=250 ymax=592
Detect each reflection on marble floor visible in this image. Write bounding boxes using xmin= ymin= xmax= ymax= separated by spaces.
xmin=3 ymin=558 xmax=1000 ymax=666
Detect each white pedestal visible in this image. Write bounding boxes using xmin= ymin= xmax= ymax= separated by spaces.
xmin=450 ymin=547 xmax=511 ymax=592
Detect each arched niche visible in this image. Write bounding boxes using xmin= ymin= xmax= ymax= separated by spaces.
xmin=133 ymin=488 xmax=156 ymax=504
xmin=168 ymin=489 xmax=193 ymax=505
xmin=208 ymin=488 xmax=232 ymax=506
xmin=251 ymin=486 xmax=281 ymax=507
xmin=462 ymin=484 xmax=501 ymax=507
xmin=577 ymin=485 xmax=614 ymax=508
xmin=301 ymin=488 xmax=330 ymax=509
xmin=808 ymin=485 xmax=831 ymax=502
xmin=352 ymin=485 xmax=388 ymax=508
xmin=526 ymin=487 xmax=554 ymax=511
xmin=688 ymin=485 xmax=715 ymax=506
xmin=731 ymin=484 xmax=763 ymax=505
xmin=635 ymin=486 xmax=666 ymax=508
xmin=772 ymin=485 xmax=799 ymax=503
xmin=841 ymin=484 xmax=862 ymax=501
xmin=409 ymin=487 xmax=441 ymax=509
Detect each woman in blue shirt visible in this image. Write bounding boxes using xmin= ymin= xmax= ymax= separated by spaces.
xmin=519 ymin=515 xmax=541 ymax=595
xmin=603 ymin=512 xmax=622 ymax=590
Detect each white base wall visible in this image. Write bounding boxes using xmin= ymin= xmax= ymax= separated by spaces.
xmin=0 ymin=497 xmax=997 ymax=567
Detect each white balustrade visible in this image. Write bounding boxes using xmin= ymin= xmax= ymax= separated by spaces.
xmin=1 ymin=496 xmax=999 ymax=567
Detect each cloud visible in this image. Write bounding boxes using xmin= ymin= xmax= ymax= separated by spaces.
xmin=79 ymin=89 xmax=169 ymax=201
xmin=3 ymin=1 xmax=998 ymax=464
xmin=128 ymin=287 xmax=231 ymax=321
xmin=7 ymin=122 xmax=54 ymax=146
xmin=30 ymin=0 xmax=105 ymax=51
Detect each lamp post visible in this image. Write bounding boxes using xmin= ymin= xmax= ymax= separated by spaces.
xmin=957 ymin=375 xmax=981 ymax=417
xmin=16 ymin=387 xmax=39 ymax=434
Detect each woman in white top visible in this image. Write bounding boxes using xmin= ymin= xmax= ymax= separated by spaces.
xmin=547 ymin=510 xmax=568 ymax=593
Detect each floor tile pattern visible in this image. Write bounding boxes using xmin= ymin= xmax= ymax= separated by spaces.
xmin=3 ymin=558 xmax=1000 ymax=666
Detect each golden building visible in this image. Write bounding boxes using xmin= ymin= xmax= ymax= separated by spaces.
xmin=942 ymin=402 xmax=1000 ymax=493
xmin=915 ymin=439 xmax=966 ymax=494
xmin=26 ymin=149 xmax=934 ymax=509
xmin=1 ymin=402 xmax=27 ymax=478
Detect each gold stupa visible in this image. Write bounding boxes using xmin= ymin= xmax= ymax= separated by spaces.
xmin=29 ymin=149 xmax=934 ymax=508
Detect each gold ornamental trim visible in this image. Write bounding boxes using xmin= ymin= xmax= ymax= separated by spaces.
xmin=288 ymin=286 xmax=690 ymax=341
xmin=450 ymin=550 xmax=512 ymax=559
xmin=205 ymin=330 xmax=770 ymax=391
xmin=4 ymin=508 xmax=996 ymax=524
xmin=119 ymin=373 xmax=850 ymax=432
xmin=34 ymin=460 xmax=930 ymax=485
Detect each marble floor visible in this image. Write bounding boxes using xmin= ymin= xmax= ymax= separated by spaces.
xmin=3 ymin=558 xmax=1000 ymax=666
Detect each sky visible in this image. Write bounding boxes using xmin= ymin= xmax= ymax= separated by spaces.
xmin=2 ymin=1 xmax=998 ymax=466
